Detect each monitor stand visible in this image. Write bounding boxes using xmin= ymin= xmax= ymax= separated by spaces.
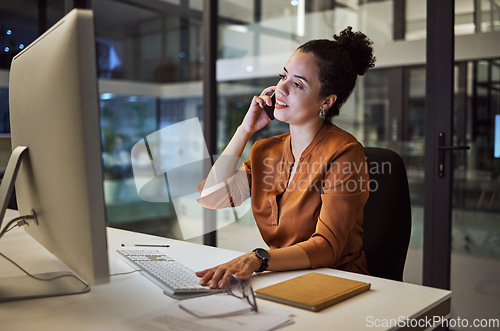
xmin=0 ymin=146 xmax=90 ymax=302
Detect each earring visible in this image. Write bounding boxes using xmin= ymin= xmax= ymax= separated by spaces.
xmin=319 ymin=108 xmax=326 ymax=118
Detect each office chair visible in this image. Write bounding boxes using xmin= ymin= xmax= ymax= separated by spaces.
xmin=362 ymin=147 xmax=411 ymax=281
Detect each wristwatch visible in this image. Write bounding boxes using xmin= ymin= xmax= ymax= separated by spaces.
xmin=252 ymin=248 xmax=270 ymax=272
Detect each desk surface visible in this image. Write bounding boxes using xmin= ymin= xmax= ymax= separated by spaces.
xmin=0 ymin=210 xmax=451 ymax=330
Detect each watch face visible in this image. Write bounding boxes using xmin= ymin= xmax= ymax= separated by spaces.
xmin=255 ymin=248 xmax=270 ymax=260
xmin=253 ymin=248 xmax=269 ymax=272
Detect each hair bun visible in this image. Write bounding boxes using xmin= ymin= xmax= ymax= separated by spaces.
xmin=333 ymin=26 xmax=375 ymax=76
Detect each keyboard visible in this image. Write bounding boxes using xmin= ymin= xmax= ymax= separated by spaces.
xmin=117 ymin=249 xmax=223 ymax=299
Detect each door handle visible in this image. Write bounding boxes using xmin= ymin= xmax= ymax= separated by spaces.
xmin=437 ymin=132 xmax=470 ymax=177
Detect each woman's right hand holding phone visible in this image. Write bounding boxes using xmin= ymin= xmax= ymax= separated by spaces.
xmin=239 ymin=86 xmax=275 ymax=136
xmin=201 ymin=87 xmax=276 ymax=198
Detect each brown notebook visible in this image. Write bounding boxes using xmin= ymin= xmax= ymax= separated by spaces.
xmin=254 ymin=272 xmax=371 ymax=312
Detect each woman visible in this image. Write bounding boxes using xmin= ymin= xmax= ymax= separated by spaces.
xmin=196 ymin=26 xmax=376 ymax=289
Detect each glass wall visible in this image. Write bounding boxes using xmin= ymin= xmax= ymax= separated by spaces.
xmin=0 ymin=0 xmax=67 ymax=167
xmin=93 ymin=0 xmax=203 ymax=83
xmin=406 ymin=0 xmax=500 ymax=40
xmin=92 ymin=0 xmax=206 ymax=242
xmin=0 ymin=0 xmax=66 ymax=70
xmin=450 ymin=58 xmax=500 ymax=325
xmin=476 ymin=0 xmax=500 ymax=32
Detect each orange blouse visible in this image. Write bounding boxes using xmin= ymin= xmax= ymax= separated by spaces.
xmin=197 ymin=122 xmax=369 ymax=274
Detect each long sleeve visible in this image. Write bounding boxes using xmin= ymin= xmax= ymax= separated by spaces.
xmin=196 ymin=161 xmax=252 ymax=209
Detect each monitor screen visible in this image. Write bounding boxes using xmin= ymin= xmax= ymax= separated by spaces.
xmin=3 ymin=8 xmax=109 ymax=294
xmin=495 ymin=114 xmax=500 ymax=158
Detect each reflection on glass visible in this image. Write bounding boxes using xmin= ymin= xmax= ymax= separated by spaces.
xmin=93 ymin=0 xmax=202 ymax=83
xmin=450 ymin=58 xmax=500 ymax=326
xmin=362 ymin=69 xmax=389 ymax=144
xmin=92 ymin=0 xmax=206 ymax=242
xmin=0 ymin=88 xmax=10 ymax=135
xmin=477 ymin=0 xmax=500 ymax=32
xmin=0 ymin=1 xmax=65 ymax=70
xmin=406 ymin=0 xmax=500 ymax=39
xmin=100 ymin=94 xmax=179 ymax=239
xmin=494 ymin=115 xmax=500 ymax=158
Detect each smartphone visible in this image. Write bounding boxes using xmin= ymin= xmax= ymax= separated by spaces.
xmin=263 ymin=92 xmax=276 ymax=120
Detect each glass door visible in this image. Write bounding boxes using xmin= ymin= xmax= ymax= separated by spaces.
xmin=449 ymin=59 xmax=500 ymax=325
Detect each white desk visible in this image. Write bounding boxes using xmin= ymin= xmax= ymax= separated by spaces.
xmin=0 ymin=210 xmax=451 ymax=330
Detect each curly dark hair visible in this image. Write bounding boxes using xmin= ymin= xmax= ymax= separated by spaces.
xmin=297 ymin=26 xmax=375 ymax=120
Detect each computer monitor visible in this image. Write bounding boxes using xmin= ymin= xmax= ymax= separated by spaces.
xmin=0 ymin=9 xmax=109 ymax=301
xmin=495 ymin=114 xmax=500 ymax=158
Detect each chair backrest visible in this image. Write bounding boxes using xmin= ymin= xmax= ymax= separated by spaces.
xmin=362 ymin=147 xmax=411 ymax=281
